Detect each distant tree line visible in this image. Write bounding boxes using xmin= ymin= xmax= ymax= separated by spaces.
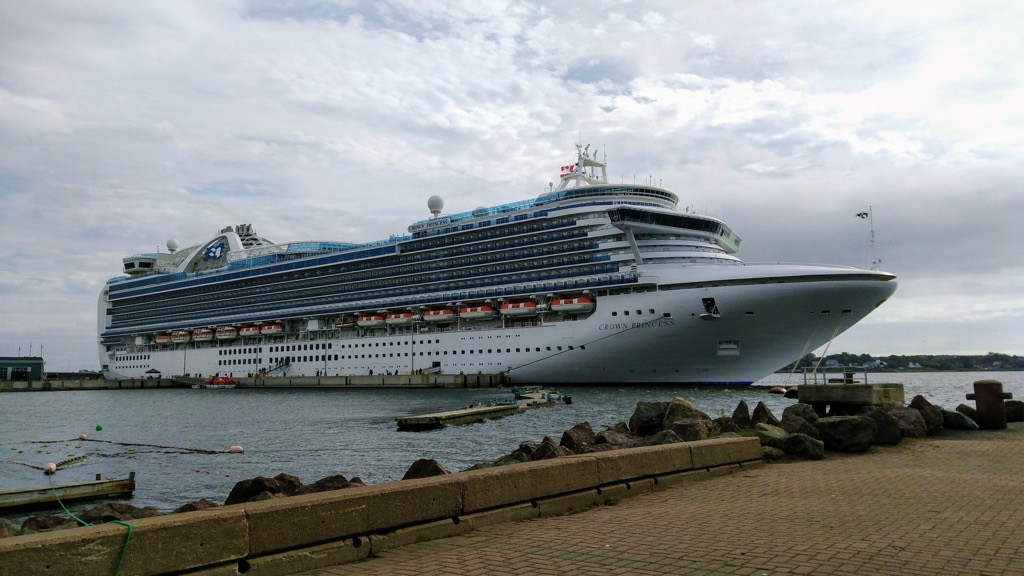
xmin=780 ymin=352 xmax=1024 ymax=372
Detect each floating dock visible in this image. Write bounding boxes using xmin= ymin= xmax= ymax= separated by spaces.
xmin=0 ymin=473 xmax=136 ymax=513
xmin=396 ymin=404 xmax=522 ymax=431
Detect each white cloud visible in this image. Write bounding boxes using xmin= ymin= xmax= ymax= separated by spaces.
xmin=1 ymin=0 xmax=1023 ymax=368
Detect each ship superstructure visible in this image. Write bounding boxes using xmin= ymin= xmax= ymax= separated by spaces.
xmin=98 ymin=145 xmax=896 ymax=384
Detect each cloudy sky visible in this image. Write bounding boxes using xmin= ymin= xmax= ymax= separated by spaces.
xmin=2 ymin=0 xmax=1022 ymax=370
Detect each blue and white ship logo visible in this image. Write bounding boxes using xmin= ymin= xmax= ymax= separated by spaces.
xmin=203 ymin=242 xmax=226 ymax=261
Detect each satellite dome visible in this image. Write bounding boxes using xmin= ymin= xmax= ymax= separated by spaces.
xmin=427 ymin=195 xmax=444 ymax=216
xmin=167 ymin=239 xmax=179 ymax=253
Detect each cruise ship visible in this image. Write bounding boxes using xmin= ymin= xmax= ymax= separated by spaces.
xmin=98 ymin=145 xmax=897 ymax=385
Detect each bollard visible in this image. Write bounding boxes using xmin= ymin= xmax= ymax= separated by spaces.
xmin=966 ymin=379 xmax=1013 ymax=430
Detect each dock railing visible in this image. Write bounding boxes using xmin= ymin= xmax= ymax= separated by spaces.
xmin=802 ymin=365 xmax=868 ymax=386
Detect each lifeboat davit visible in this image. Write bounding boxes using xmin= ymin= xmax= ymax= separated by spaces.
xmin=550 ymin=297 xmax=595 ymax=314
xmin=357 ymin=315 xmax=386 ymax=328
xmin=385 ymin=312 xmax=418 ymax=325
xmin=334 ymin=316 xmax=355 ymax=328
xmin=422 ymin=309 xmax=456 ymax=323
xmin=239 ymin=326 xmax=261 ymax=338
xmin=261 ymin=324 xmax=284 ymax=335
xmin=501 ymin=301 xmax=538 ymax=317
xmin=459 ymin=305 xmax=496 ymax=321
xmin=155 ymin=334 xmax=172 ymax=345
xmin=170 ymin=330 xmax=192 ymax=344
xmin=215 ymin=326 xmax=238 ymax=340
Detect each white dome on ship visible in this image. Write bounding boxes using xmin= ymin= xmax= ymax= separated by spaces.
xmin=427 ymin=195 xmax=444 ymax=216
xmin=167 ymin=239 xmax=179 ymax=253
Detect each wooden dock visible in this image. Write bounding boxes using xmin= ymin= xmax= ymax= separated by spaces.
xmin=0 ymin=473 xmax=136 ymax=513
xmin=396 ymin=404 xmax=522 ymax=431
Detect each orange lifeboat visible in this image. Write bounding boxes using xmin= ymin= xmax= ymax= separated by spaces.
xmin=385 ymin=312 xmax=417 ymax=325
xmin=459 ymin=305 xmax=496 ymax=321
xmin=550 ymin=297 xmax=595 ymax=314
xmin=422 ymin=309 xmax=456 ymax=323
xmin=155 ymin=334 xmax=172 ymax=345
xmin=500 ymin=301 xmax=538 ymax=317
xmin=357 ymin=315 xmax=386 ymax=328
xmin=261 ymin=324 xmax=284 ymax=335
xmin=215 ymin=326 xmax=238 ymax=340
xmin=170 ymin=330 xmax=191 ymax=344
xmin=239 ymin=326 xmax=261 ymax=338
xmin=192 ymin=328 xmax=214 ymax=342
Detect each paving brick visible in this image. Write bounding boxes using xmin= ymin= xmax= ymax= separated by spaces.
xmin=284 ymin=423 xmax=1024 ymax=576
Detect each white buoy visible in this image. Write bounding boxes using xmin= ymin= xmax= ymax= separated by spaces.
xmin=228 ymin=445 xmax=244 ymax=454
xmin=44 ymin=463 xmax=57 ymax=475
xmin=78 ymin=434 xmax=87 ymax=440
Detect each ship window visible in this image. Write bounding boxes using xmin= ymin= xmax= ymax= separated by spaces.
xmin=580 ymin=345 xmax=586 ymax=350
xmin=649 ymin=309 xmax=655 ymax=314
xmin=623 ymin=311 xmax=629 ymax=316
xmin=611 ymin=311 xmax=617 ymax=316
xmin=636 ymin=310 xmax=642 ymax=315
xmin=557 ymin=346 xmax=562 ymax=351
xmin=515 ymin=348 xmax=520 ymax=352
xmin=546 ymin=346 xmax=551 ymax=351
xmin=568 ymin=346 xmax=574 ymax=350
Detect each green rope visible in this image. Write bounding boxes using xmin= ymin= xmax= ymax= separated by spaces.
xmin=48 ymin=476 xmax=133 ymax=576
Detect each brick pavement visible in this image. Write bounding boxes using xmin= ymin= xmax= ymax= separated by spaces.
xmin=293 ymin=423 xmax=1024 ymax=576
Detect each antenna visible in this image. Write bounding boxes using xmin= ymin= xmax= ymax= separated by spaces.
xmin=869 ymin=206 xmax=880 ymax=270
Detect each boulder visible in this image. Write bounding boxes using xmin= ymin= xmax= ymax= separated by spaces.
xmin=173 ymin=499 xmax=220 ymax=514
xmin=813 ymin=416 xmax=877 ymax=452
xmin=596 ymin=427 xmax=642 ymax=449
xmin=941 ymin=409 xmax=979 ymax=431
xmin=751 ymin=401 xmax=780 ymax=427
xmin=1006 ymin=400 xmax=1024 ymax=422
xmin=402 ymin=459 xmax=451 ymax=480
xmin=530 ymin=436 xmax=574 ymax=460
xmin=956 ymin=403 xmax=979 ymax=422
xmin=761 ymin=446 xmax=785 ymax=461
xmin=560 ymin=421 xmax=597 ymax=453
xmin=296 ymin=474 xmax=365 ymax=494
xmin=641 ymin=429 xmax=685 ymax=446
xmin=857 ymin=406 xmax=902 ymax=446
xmin=20 ymin=515 xmax=72 ymax=534
xmin=732 ymin=400 xmax=752 ymax=428
xmin=493 ymin=452 xmax=529 ymax=466
xmin=462 ymin=462 xmax=494 ymax=471
xmin=712 ymin=416 xmax=740 ymax=435
xmin=225 ymin=473 xmax=303 ymax=505
xmin=753 ymin=423 xmax=788 ymax=447
xmin=780 ymin=433 xmax=825 ymax=460
xmin=909 ymin=395 xmax=944 ymax=434
xmin=629 ymin=401 xmax=669 ymax=436
xmin=779 ymin=413 xmax=819 ymax=439
xmin=667 ymin=418 xmax=711 ymax=441
xmin=891 ymin=408 xmax=928 ymax=438
xmin=248 ymin=491 xmax=287 ymax=502
xmin=78 ymin=502 xmax=162 ymax=524
xmin=0 ymin=518 xmax=17 ymax=538
xmin=662 ymin=397 xmax=711 ymax=428
xmin=782 ymin=403 xmax=820 ymax=424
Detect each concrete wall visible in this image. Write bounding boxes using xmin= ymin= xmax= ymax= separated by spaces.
xmin=0 ymin=437 xmax=762 ymax=576
xmin=0 ymin=379 xmax=174 ymax=392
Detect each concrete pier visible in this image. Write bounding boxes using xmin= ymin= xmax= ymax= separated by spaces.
xmin=396 ymin=404 xmax=521 ymax=430
xmin=0 ymin=372 xmax=506 ymax=392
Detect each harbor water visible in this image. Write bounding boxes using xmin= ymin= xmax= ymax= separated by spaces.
xmin=2 ymin=372 xmax=1021 ymax=520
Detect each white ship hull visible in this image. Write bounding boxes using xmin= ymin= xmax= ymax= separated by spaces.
xmin=104 ymin=266 xmax=894 ymax=385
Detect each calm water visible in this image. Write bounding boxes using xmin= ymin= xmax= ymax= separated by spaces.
xmin=2 ymin=372 xmax=1020 ymax=518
